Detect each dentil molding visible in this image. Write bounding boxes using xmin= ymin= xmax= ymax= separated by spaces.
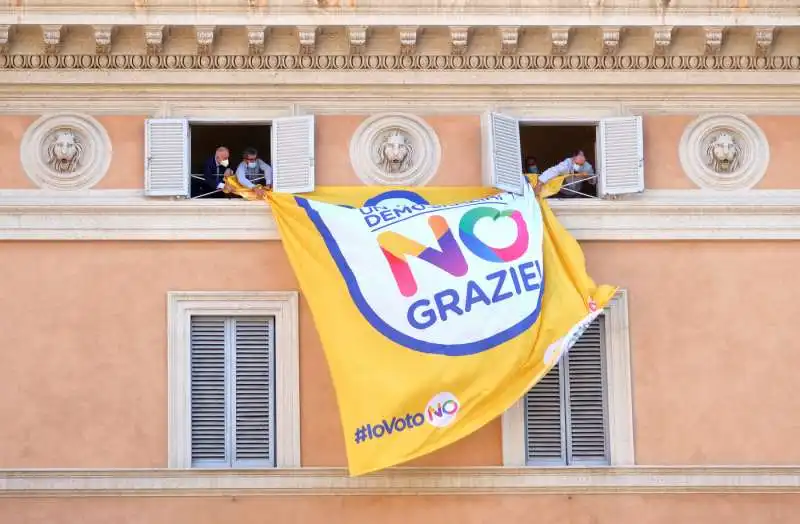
xmin=2 ymin=466 xmax=800 ymax=496
xmin=0 ymin=190 xmax=799 ymax=241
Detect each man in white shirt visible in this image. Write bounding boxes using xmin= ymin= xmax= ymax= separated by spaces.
xmin=536 ymin=150 xmax=596 ymax=198
xmin=235 ymin=147 xmax=273 ymax=198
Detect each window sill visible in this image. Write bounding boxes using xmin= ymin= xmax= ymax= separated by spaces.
xmin=0 ymin=189 xmax=799 ymax=241
xmin=2 ymin=466 xmax=800 ymax=496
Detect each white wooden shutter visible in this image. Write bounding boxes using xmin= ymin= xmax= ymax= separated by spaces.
xmin=232 ymin=317 xmax=275 ymax=467
xmin=564 ymin=318 xmax=609 ymax=465
xmin=482 ymin=112 xmax=524 ymax=194
xmin=598 ymin=115 xmax=644 ymax=197
xmin=524 ymin=316 xmax=609 ymax=466
xmin=190 ymin=316 xmax=275 ymax=468
xmin=145 ymin=118 xmax=189 ymax=197
xmin=190 ymin=316 xmax=227 ymax=466
xmin=271 ymin=115 xmax=315 ymax=194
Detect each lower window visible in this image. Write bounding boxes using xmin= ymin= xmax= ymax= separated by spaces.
xmin=524 ymin=316 xmax=609 ymax=466
xmin=190 ymin=315 xmax=276 ymax=468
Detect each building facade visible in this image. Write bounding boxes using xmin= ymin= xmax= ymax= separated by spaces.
xmin=1 ymin=0 xmax=800 ymax=522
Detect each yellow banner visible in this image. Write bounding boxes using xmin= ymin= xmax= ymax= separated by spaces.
xmin=227 ymin=176 xmax=616 ymax=476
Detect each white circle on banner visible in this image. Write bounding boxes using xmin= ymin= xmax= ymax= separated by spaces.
xmin=425 ymin=392 xmax=460 ymax=428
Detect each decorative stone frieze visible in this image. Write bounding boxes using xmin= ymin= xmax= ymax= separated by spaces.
xmin=347 ymin=26 xmax=367 ymax=55
xmin=349 ymin=113 xmax=441 ymax=187
xmin=93 ymin=25 xmax=113 ymax=54
xmin=42 ymin=25 xmax=63 ymax=55
xmin=145 ymin=25 xmax=165 ymax=55
xmin=20 ymin=113 xmax=112 ymax=191
xmin=297 ymin=26 xmax=317 ymax=55
xmin=550 ymin=27 xmax=570 ymax=55
xmin=195 ymin=26 xmax=215 ymax=55
xmin=602 ymin=27 xmax=621 ymax=55
xmin=2 ymin=54 xmax=799 ymax=73
xmin=450 ymin=26 xmax=469 ymax=56
xmin=0 ymin=23 xmax=793 ymax=58
xmin=653 ymin=26 xmax=673 ymax=55
xmin=247 ymin=26 xmax=267 ymax=55
xmin=498 ymin=26 xmax=519 ymax=55
xmin=399 ymin=26 xmax=418 ymax=55
xmin=679 ymin=114 xmax=769 ymax=191
xmin=755 ymin=26 xmax=774 ymax=56
xmin=704 ymin=26 xmax=724 ymax=55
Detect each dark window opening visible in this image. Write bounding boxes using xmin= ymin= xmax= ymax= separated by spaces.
xmin=189 ymin=123 xmax=272 ymax=198
xmin=520 ymin=124 xmax=598 ymax=199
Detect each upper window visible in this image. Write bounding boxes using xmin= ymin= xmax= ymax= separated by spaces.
xmin=168 ymin=291 xmax=300 ymax=469
xmin=520 ymin=123 xmax=599 ymax=199
xmin=144 ymin=116 xmax=315 ymax=199
xmin=188 ymin=123 xmax=272 ymax=198
xmin=482 ymin=113 xmax=644 ymax=198
xmin=501 ymin=291 xmax=634 ymax=467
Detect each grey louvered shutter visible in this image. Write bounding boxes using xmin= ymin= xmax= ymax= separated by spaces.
xmin=190 ymin=316 xmax=227 ymax=466
xmin=482 ymin=112 xmax=524 ymax=194
xmin=598 ymin=116 xmax=644 ymax=197
xmin=524 ymin=316 xmax=609 ymax=466
xmin=232 ymin=317 xmax=275 ymax=467
xmin=271 ymin=115 xmax=315 ymax=194
xmin=145 ymin=118 xmax=189 ymax=197
xmin=525 ymin=364 xmax=566 ymax=465
xmin=190 ymin=316 xmax=275 ymax=468
xmin=564 ymin=318 xmax=609 ymax=465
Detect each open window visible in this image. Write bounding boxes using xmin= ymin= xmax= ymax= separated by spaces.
xmin=483 ymin=112 xmax=644 ymax=199
xmin=145 ymin=115 xmax=315 ymax=198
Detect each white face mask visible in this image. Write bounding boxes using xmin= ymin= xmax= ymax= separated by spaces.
xmin=247 ymin=161 xmax=257 ymax=168
xmin=572 ymin=163 xmax=581 ymax=171
xmin=219 ymin=159 xmax=229 ymax=167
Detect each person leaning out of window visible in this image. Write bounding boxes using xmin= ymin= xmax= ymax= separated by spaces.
xmin=201 ymin=146 xmax=234 ymax=199
xmin=535 ymin=149 xmax=595 ymax=197
xmin=232 ymin=147 xmax=272 ymax=199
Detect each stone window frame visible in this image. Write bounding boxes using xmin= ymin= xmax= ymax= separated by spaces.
xmin=501 ymin=290 xmax=635 ymax=467
xmin=167 ymin=291 xmax=300 ymax=468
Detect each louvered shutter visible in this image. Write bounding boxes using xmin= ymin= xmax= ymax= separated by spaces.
xmin=564 ymin=318 xmax=609 ymax=465
xmin=525 ymin=364 xmax=567 ymax=465
xmin=232 ymin=317 xmax=275 ymax=467
xmin=597 ymin=116 xmax=644 ymax=197
xmin=190 ymin=316 xmax=228 ymax=466
xmin=271 ymin=115 xmax=315 ymax=194
xmin=145 ymin=118 xmax=189 ymax=197
xmin=482 ymin=112 xmax=524 ymax=194
xmin=190 ymin=316 xmax=275 ymax=468
xmin=524 ymin=316 xmax=609 ymax=466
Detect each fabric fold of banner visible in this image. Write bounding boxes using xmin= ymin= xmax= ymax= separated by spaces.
xmin=227 ymin=175 xmax=616 ymax=476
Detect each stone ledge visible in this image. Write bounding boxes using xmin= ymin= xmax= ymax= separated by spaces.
xmin=2 ymin=466 xmax=800 ymax=496
xmin=0 ymin=189 xmax=799 ymax=241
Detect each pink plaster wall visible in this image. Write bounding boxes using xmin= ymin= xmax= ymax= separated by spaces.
xmin=0 ymin=241 xmax=798 ymax=468
xmin=643 ymin=115 xmax=796 ymax=189
xmin=1 ymin=493 xmax=800 ymax=524
xmin=1 ymin=113 xmax=794 ymax=189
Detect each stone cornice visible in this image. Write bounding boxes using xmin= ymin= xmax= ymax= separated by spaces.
xmin=4 ymin=85 xmax=800 ymax=115
xmin=0 ymin=10 xmax=795 ymax=27
xmin=2 ymin=466 xmax=800 ymax=496
xmin=0 ymin=190 xmax=798 ymax=241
